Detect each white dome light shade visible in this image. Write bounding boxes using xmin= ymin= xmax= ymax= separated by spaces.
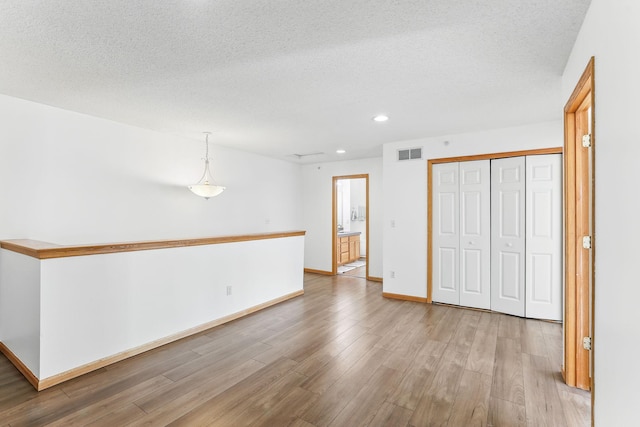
xmin=373 ymin=114 xmax=389 ymax=122
xmin=188 ymin=132 xmax=226 ymax=199
xmin=188 ymin=183 xmax=225 ymax=199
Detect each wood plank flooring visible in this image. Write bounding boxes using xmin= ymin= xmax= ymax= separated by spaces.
xmin=0 ymin=273 xmax=590 ymax=426
xmin=340 ymin=263 xmax=366 ymax=279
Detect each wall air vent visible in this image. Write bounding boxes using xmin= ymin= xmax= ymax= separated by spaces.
xmin=397 ymin=147 xmax=422 ymax=161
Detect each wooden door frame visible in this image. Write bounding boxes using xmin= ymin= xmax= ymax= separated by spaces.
xmin=563 ymin=57 xmax=595 ymax=394
xmin=332 ymin=174 xmax=370 ymax=280
xmin=426 ymin=147 xmax=563 ymax=303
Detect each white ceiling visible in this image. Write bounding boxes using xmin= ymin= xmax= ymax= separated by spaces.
xmin=0 ymin=0 xmax=591 ymax=163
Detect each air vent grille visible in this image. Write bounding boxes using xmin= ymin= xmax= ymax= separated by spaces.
xmin=397 ymin=147 xmax=422 ymax=161
xmin=289 ymin=152 xmax=324 ymax=159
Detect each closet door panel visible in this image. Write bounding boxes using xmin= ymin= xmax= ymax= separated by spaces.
xmin=459 ymin=160 xmax=491 ymax=309
xmin=526 ymin=154 xmax=562 ymax=320
xmin=432 ymin=163 xmax=460 ymax=305
xmin=491 ymin=157 xmax=526 ymax=317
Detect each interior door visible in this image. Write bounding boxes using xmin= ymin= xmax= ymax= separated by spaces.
xmin=491 ymin=156 xmax=526 ymax=317
xmin=525 ymin=154 xmax=563 ymax=320
xmin=432 ymin=162 xmax=460 ymax=305
xmin=459 ymin=160 xmax=491 ymax=309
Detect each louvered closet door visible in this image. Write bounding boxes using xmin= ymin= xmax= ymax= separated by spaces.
xmin=459 ymin=160 xmax=491 ymax=309
xmin=525 ymin=154 xmax=562 ymax=320
xmin=491 ymin=156 xmax=526 ymax=317
xmin=432 ymin=162 xmax=460 ymax=305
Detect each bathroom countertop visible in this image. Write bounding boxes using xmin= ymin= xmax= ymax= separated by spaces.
xmin=337 ymin=231 xmax=361 ymax=237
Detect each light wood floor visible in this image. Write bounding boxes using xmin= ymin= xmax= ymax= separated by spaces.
xmin=0 ymin=273 xmax=591 ymax=426
xmin=340 ymin=264 xmax=366 ymax=279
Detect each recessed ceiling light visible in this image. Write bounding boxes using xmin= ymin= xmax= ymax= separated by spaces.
xmin=373 ymin=114 xmax=389 ymax=122
xmin=336 ymin=149 xmax=346 ymax=154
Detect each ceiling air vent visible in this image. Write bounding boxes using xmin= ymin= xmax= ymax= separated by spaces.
xmin=397 ymin=147 xmax=422 ymax=161
xmin=288 ymin=152 xmax=325 ymax=159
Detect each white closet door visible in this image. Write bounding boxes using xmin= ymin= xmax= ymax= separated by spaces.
xmin=459 ymin=160 xmax=491 ymax=309
xmin=432 ymin=162 xmax=460 ymax=305
xmin=491 ymin=157 xmax=526 ymax=317
xmin=526 ymin=154 xmax=563 ymax=320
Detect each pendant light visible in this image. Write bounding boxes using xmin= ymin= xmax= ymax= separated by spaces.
xmin=188 ymin=132 xmax=226 ymax=199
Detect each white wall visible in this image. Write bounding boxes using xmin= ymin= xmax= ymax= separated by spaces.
xmin=562 ymin=0 xmax=640 ymax=424
xmin=0 ymin=93 xmax=307 ymax=382
xmin=382 ymin=121 xmax=561 ymax=298
xmin=0 ymin=94 xmax=303 ymax=244
xmin=37 ymin=236 xmax=303 ymax=379
xmin=0 ymin=235 xmax=303 ymax=381
xmin=301 ymin=158 xmax=382 ymax=277
xmin=0 ymin=250 xmax=41 ymax=377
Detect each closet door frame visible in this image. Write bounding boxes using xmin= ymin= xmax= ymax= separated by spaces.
xmin=427 ymin=147 xmax=562 ymax=303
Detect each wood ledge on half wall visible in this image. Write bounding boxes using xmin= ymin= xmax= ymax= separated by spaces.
xmin=0 ymin=230 xmax=306 ymax=259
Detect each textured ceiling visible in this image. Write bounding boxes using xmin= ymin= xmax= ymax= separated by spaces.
xmin=0 ymin=0 xmax=591 ymax=163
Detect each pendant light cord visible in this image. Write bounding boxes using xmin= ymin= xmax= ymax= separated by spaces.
xmin=197 ymin=132 xmax=212 ymax=184
xmin=204 ymin=133 xmax=210 ymax=161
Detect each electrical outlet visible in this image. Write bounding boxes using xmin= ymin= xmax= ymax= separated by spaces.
xmin=390 ymin=220 xmax=396 ymax=228
xmin=226 ymin=285 xmax=232 ymax=296
xmin=390 ymin=271 xmax=395 ymax=279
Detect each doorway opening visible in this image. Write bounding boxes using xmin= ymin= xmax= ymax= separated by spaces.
xmin=563 ymin=57 xmax=595 ymax=395
xmin=332 ymin=175 xmax=369 ymax=279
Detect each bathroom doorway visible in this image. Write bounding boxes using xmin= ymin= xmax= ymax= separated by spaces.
xmin=332 ymin=174 xmax=369 ymax=279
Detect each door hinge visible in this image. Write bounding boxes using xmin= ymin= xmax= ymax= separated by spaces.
xmin=582 ymin=236 xmax=592 ymax=249
xmin=582 ymin=133 xmax=592 ymax=148
xmin=583 ymin=336 xmax=592 ymax=351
